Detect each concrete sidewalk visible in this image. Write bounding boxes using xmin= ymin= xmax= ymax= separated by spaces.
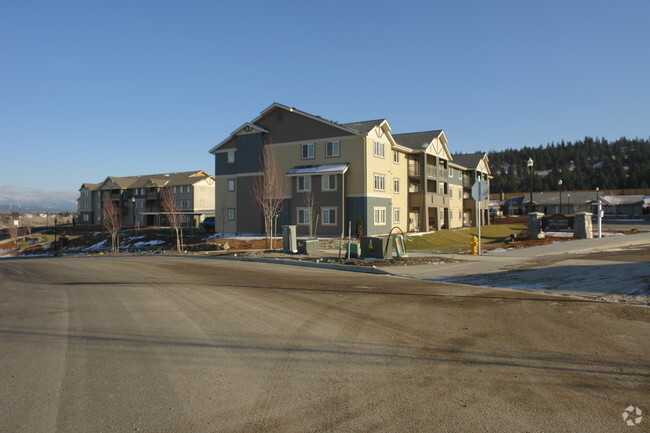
xmin=380 ymin=232 xmax=650 ymax=301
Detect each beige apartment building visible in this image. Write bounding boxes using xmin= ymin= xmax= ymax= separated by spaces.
xmin=209 ymin=103 xmax=490 ymax=236
xmin=78 ymin=171 xmax=215 ymax=227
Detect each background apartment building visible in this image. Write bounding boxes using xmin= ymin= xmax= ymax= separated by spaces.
xmin=78 ymin=171 xmax=215 ymax=228
xmin=209 ymin=103 xmax=490 ymax=236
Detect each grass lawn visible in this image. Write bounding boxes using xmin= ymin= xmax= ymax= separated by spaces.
xmin=406 ymin=223 xmax=526 ymax=253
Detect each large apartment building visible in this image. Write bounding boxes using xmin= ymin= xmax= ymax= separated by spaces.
xmin=209 ymin=103 xmax=490 ymax=236
xmin=78 ymin=171 xmax=215 ymax=227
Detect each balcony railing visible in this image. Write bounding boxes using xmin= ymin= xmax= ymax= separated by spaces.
xmin=408 ymin=166 xmax=420 ymax=177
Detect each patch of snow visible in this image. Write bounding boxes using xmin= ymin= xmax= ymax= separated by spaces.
xmin=568 ymin=247 xmax=640 ymax=255
xmin=406 ymin=231 xmax=436 ymax=238
xmin=483 ymin=248 xmax=513 ymax=254
xmin=86 ymin=240 xmax=108 ymax=251
xmin=133 ymin=240 xmax=165 ymax=247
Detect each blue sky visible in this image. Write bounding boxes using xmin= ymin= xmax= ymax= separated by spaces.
xmin=1 ymin=0 xmax=649 ymax=206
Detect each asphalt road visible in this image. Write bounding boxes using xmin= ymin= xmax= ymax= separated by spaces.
xmin=0 ymin=256 xmax=648 ymax=432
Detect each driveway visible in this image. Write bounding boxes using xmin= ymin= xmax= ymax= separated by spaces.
xmin=0 ymin=256 xmax=647 ymax=432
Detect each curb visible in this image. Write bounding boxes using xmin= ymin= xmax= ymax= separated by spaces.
xmin=207 ymin=255 xmax=392 ymax=275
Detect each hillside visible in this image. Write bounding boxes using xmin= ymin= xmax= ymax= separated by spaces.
xmin=487 ymin=137 xmax=650 ymax=193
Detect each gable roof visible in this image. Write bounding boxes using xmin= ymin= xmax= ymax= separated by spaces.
xmin=452 ymin=153 xmax=486 ymax=169
xmin=392 ymin=130 xmax=444 ymax=150
xmin=209 ymin=103 xmax=362 ymax=154
xmin=341 ymin=119 xmax=386 ymax=134
xmin=96 ymin=171 xmax=213 ymax=190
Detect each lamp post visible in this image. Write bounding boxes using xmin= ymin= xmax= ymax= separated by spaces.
xmin=527 ymin=158 xmax=534 ymax=213
xmin=131 ymin=197 xmax=136 ymax=232
xmin=567 ymin=193 xmax=570 ymax=214
xmin=558 ymin=179 xmax=563 ymax=214
xmin=53 ymin=216 xmax=58 ymax=256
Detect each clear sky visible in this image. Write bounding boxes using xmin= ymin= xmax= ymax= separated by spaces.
xmin=1 ymin=0 xmax=649 ymax=207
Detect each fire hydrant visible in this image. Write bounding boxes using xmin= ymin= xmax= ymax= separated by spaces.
xmin=470 ymin=235 xmax=479 ymax=256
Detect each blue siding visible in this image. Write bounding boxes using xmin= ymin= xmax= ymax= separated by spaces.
xmin=215 ymin=133 xmax=264 ymax=175
xmin=346 ymin=197 xmax=392 ymax=236
xmin=277 ymin=199 xmax=292 ymax=232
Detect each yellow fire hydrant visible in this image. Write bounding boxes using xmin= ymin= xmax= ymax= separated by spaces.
xmin=470 ymin=235 xmax=479 ymax=256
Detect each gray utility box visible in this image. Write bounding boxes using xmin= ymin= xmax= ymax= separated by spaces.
xmin=297 ymin=238 xmax=319 ymax=254
xmin=360 ymin=236 xmax=390 ymax=259
xmin=282 ymin=225 xmax=297 ymax=253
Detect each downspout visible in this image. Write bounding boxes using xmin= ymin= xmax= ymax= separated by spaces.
xmin=341 ymin=171 xmax=345 ymax=238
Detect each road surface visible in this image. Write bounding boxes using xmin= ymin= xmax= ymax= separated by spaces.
xmin=0 ymin=256 xmax=648 ymax=432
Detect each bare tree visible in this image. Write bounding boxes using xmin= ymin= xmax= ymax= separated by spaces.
xmin=304 ymin=192 xmax=319 ymax=239
xmin=251 ymin=145 xmax=287 ymax=249
xmin=161 ymin=187 xmax=183 ymax=252
xmin=7 ymin=224 xmax=18 ymax=255
xmin=102 ymin=192 xmax=122 ymax=253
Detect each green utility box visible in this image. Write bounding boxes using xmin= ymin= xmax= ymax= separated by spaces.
xmin=297 ymin=238 xmax=319 ymax=254
xmin=360 ymin=236 xmax=390 ymax=259
xmin=347 ymin=242 xmax=360 ymax=258
xmin=392 ymin=234 xmax=408 ymax=258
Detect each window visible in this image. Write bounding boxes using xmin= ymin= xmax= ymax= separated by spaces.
xmin=173 ymin=186 xmax=178 ymax=193
xmin=227 ymin=179 xmax=235 ymax=192
xmin=326 ymin=141 xmax=340 ymax=157
xmin=373 ymin=141 xmax=384 ymax=157
xmin=393 ymin=178 xmax=400 ymax=193
xmin=322 ymin=208 xmax=336 ymax=225
xmin=459 ymin=210 xmax=462 ymax=220
xmin=301 ymin=143 xmax=314 ymax=159
xmin=200 ymin=199 xmax=205 ymax=207
xmin=373 ymin=207 xmax=386 ymax=225
xmin=450 ymin=210 xmax=454 ymax=220
xmin=297 ymin=176 xmax=311 ymax=192
xmin=393 ymin=151 xmax=400 ymax=163
xmin=322 ymin=174 xmax=336 ymax=191
xmin=409 ymin=182 xmax=420 ymax=193
xmin=374 ymin=174 xmax=386 ymax=191
xmin=449 ymin=187 xmax=453 ymax=198
xmin=393 ymin=208 xmax=401 ymax=224
xmin=227 ymin=208 xmax=235 ymax=220
xmin=297 ymin=208 xmax=310 ymax=225
xmin=227 ymin=151 xmax=235 ymax=163
xmin=449 ymin=167 xmax=454 ymax=177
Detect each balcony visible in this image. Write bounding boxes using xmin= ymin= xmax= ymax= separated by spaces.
xmin=408 ymin=166 xmax=421 ymax=177
xmin=146 ymin=192 xmax=158 ymax=200
xmin=425 ymin=165 xmax=448 ymax=179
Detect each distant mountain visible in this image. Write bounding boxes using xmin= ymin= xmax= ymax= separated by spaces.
xmin=0 ymin=186 xmax=77 ymax=213
xmin=487 ymin=137 xmax=650 ymax=193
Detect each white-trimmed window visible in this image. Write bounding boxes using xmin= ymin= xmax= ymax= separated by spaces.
xmin=393 ymin=151 xmax=400 ymax=163
xmin=393 ymin=178 xmax=400 ymax=193
xmin=450 ymin=210 xmax=454 ymax=220
xmin=393 ymin=208 xmax=401 ymax=224
xmin=449 ymin=167 xmax=454 ymax=178
xmin=227 ymin=179 xmax=235 ymax=192
xmin=449 ymin=187 xmax=453 ymax=198
xmin=459 ymin=210 xmax=462 ymax=220
xmin=297 ymin=208 xmax=310 ymax=225
xmin=326 ymin=141 xmax=340 ymax=157
xmin=322 ymin=174 xmax=336 ymax=191
xmin=181 ymin=199 xmax=190 ymax=208
xmin=373 ymin=141 xmax=384 ymax=157
xmin=297 ymin=176 xmax=311 ymax=192
xmin=322 ymin=208 xmax=337 ymax=225
xmin=227 ymin=151 xmax=235 ymax=163
xmin=301 ymin=143 xmax=315 ymax=159
xmin=227 ymin=208 xmax=235 ymax=220
xmin=374 ymin=174 xmax=386 ymax=191
xmin=373 ymin=207 xmax=386 ymax=225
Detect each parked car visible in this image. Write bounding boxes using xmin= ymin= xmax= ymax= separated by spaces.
xmin=202 ymin=217 xmax=215 ymax=232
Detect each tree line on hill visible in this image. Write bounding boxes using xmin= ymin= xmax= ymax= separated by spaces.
xmin=488 ymin=137 xmax=650 ymax=193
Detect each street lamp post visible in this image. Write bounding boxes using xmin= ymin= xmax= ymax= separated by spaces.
xmin=131 ymin=197 xmax=136 ymax=232
xmin=567 ymin=193 xmax=570 ymax=214
xmin=527 ymin=158 xmax=534 ymax=213
xmin=558 ymin=179 xmax=563 ymax=214
xmin=53 ymin=216 xmax=58 ymax=256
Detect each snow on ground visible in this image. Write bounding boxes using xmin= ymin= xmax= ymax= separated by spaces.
xmin=132 ymin=240 xmax=165 ymax=247
xmin=86 ymin=240 xmax=108 ymax=251
xmin=208 ymin=233 xmax=267 ymax=240
xmin=406 ymin=231 xmax=436 ymax=238
xmin=568 ymin=247 xmax=642 ymax=255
